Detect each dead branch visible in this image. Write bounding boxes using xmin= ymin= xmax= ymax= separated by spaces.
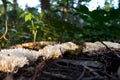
xmin=32 ymin=60 xmax=46 ymax=80
xmin=56 ymin=59 xmax=103 ymax=69
xmin=99 ymin=41 xmax=111 ymax=50
xmin=83 ymin=65 xmax=100 ymax=76
xmin=76 ymin=68 xmax=86 ymax=80
xmin=42 ymin=71 xmax=72 ymax=80
xmin=0 ymin=20 xmax=8 ymax=40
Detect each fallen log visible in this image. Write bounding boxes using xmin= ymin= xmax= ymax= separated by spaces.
xmin=0 ymin=41 xmax=120 ymax=74
xmin=0 ymin=42 xmax=79 ymax=73
xmin=83 ymin=41 xmax=120 ymax=54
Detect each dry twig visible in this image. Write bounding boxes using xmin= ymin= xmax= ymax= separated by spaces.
xmin=42 ymin=71 xmax=72 ymax=80
xmin=0 ymin=20 xmax=8 ymax=40
xmin=32 ymin=60 xmax=46 ymax=80
xmin=76 ymin=68 xmax=86 ymax=80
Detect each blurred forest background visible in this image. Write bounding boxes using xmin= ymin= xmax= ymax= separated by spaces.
xmin=0 ymin=0 xmax=120 ymax=48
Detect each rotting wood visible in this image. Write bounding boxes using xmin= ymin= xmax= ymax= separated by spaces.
xmin=0 ymin=42 xmax=79 ymax=73
xmin=3 ymin=72 xmax=13 ymax=80
xmin=0 ymin=41 xmax=120 ymax=80
xmin=83 ymin=41 xmax=120 ymax=54
xmin=10 ymin=41 xmax=57 ymax=49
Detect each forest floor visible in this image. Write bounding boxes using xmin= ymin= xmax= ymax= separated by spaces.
xmin=0 ymin=41 xmax=120 ymax=80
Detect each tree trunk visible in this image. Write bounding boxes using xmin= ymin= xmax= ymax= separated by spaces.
xmin=118 ymin=0 xmax=120 ymax=10
xmin=40 ymin=0 xmax=50 ymax=20
xmin=40 ymin=0 xmax=50 ymax=11
xmin=12 ymin=0 xmax=17 ymax=27
xmin=2 ymin=0 xmax=7 ymax=20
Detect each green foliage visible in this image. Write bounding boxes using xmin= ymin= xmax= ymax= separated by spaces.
xmin=62 ymin=0 xmax=67 ymax=3
xmin=24 ymin=12 xmax=39 ymax=42
xmin=73 ymin=5 xmax=120 ymax=41
xmin=25 ymin=12 xmax=32 ymax=22
xmin=46 ymin=18 xmax=81 ymax=42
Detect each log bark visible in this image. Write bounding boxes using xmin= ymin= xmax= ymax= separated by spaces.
xmin=0 ymin=42 xmax=79 ymax=73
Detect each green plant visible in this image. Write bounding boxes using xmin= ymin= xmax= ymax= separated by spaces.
xmin=25 ymin=12 xmax=41 ymax=42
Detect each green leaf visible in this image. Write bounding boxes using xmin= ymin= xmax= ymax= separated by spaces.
xmin=62 ymin=0 xmax=67 ymax=4
xmin=40 ymin=12 xmax=44 ymax=20
xmin=40 ymin=12 xmax=44 ymax=17
xmin=25 ymin=13 xmax=32 ymax=22
xmin=9 ymin=29 xmax=17 ymax=32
